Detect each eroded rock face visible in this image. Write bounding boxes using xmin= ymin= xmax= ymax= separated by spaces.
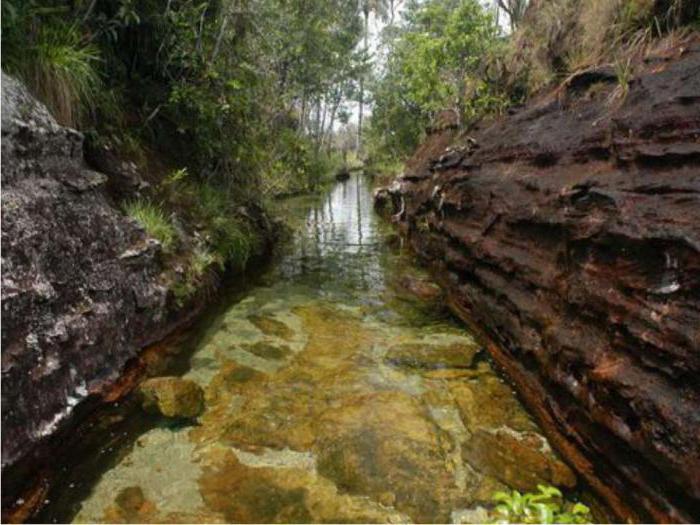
xmin=1 ymin=74 xmax=182 ymax=505
xmin=379 ymin=41 xmax=700 ymax=522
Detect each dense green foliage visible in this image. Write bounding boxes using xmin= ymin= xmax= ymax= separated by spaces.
xmin=490 ymin=485 xmax=592 ymax=524
xmin=1 ymin=0 xmax=375 ymax=289
xmin=365 ymin=0 xmax=518 ymax=161
xmin=1 ymin=0 xmax=365 ymax=197
xmin=367 ymin=0 xmax=507 ymax=159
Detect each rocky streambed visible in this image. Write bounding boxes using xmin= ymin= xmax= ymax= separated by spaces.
xmin=25 ymin=175 xmax=599 ymax=524
xmin=375 ymin=36 xmax=700 ymax=523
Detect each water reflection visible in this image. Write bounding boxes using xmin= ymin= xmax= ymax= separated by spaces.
xmin=275 ymin=175 xmax=386 ymax=302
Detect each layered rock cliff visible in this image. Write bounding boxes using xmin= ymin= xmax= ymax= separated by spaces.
xmin=377 ymin=39 xmax=700 ymax=522
xmin=0 ymin=73 xmax=270 ymax=517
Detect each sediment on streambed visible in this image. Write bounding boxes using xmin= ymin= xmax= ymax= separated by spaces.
xmin=375 ymin=36 xmax=700 ymax=523
xmin=0 ymin=73 xmax=278 ymax=521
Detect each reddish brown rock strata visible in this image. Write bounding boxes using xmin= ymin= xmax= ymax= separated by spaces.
xmin=379 ymin=38 xmax=700 ymax=522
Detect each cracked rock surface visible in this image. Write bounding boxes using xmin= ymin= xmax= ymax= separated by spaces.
xmin=379 ymin=40 xmax=700 ymax=522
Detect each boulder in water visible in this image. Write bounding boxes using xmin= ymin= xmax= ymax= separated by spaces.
xmin=139 ymin=377 xmax=204 ymax=418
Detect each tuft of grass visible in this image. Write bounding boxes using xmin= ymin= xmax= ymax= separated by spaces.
xmin=191 ymin=182 xmax=261 ymax=268
xmin=124 ymin=200 xmax=176 ymax=250
xmin=609 ymin=55 xmax=634 ymax=105
xmin=7 ymin=21 xmax=102 ymax=128
xmin=506 ymin=0 xmax=698 ymax=99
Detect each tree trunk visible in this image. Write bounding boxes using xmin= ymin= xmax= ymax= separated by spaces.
xmin=300 ymin=93 xmax=307 ymax=136
xmin=314 ymin=98 xmax=322 ymax=149
xmin=319 ymin=95 xmax=328 ymax=150
xmin=358 ymin=9 xmax=369 ymax=154
xmin=325 ymin=90 xmax=342 ymax=154
xmin=211 ymin=14 xmax=230 ymax=62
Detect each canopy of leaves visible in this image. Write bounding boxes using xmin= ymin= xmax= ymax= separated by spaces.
xmin=367 ymin=0 xmax=507 ymax=159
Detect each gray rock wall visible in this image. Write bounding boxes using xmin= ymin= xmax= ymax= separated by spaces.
xmin=1 ymin=73 xmax=170 ymax=476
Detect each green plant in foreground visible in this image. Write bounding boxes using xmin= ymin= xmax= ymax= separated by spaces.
xmin=491 ymin=484 xmax=592 ymax=524
xmin=124 ymin=200 xmax=176 ymax=250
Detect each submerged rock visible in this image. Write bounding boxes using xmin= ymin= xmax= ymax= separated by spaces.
xmin=114 ymin=486 xmax=148 ymax=515
xmin=396 ymin=274 xmax=444 ymax=303
xmin=198 ymin=449 xmax=312 ymax=524
xmin=451 ymin=375 xmax=536 ymax=433
xmin=241 ymin=341 xmax=292 ymax=360
xmin=247 ymin=314 xmax=295 ymax=340
xmin=385 ymin=341 xmax=480 ymax=370
xmin=139 ymin=377 xmax=204 ymax=418
xmin=462 ymin=428 xmax=576 ymax=491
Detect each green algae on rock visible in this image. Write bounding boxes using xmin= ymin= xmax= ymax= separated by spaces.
xmin=247 ymin=314 xmax=296 ymax=341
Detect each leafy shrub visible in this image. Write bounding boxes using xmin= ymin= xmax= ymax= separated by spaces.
xmin=491 ymin=485 xmax=592 ymax=524
xmin=261 ymin=129 xmax=340 ymax=196
xmin=124 ymin=200 xmax=176 ymax=250
xmin=191 ymin=183 xmax=258 ymax=267
xmin=162 ymin=172 xmax=261 ymax=269
xmin=208 ymin=216 xmax=257 ymax=270
xmin=172 ymin=246 xmax=218 ymax=305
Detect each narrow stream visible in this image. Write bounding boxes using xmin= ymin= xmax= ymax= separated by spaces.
xmin=44 ymin=175 xmax=582 ymax=523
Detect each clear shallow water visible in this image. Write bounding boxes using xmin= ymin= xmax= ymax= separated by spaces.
xmin=42 ymin=175 xmax=582 ymax=523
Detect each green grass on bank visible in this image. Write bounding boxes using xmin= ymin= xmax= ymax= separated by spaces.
xmin=123 ymin=169 xmax=266 ymax=305
xmin=124 ymin=200 xmax=176 ymax=251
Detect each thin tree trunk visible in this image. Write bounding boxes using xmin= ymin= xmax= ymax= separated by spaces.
xmin=211 ymin=13 xmax=230 ymax=62
xmin=357 ymin=9 xmax=369 ymax=154
xmin=300 ymin=93 xmax=307 ymax=136
xmin=319 ymin=95 xmax=328 ymax=149
xmin=325 ymin=91 xmax=341 ymax=154
xmin=315 ymin=98 xmax=322 ymax=148
xmin=196 ymin=7 xmax=207 ymax=53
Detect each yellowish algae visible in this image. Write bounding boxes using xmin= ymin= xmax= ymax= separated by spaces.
xmin=71 ymin=176 xmax=575 ymax=524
